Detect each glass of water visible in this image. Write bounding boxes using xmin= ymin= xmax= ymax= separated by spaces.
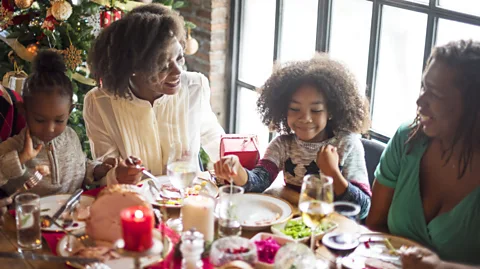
xmin=15 ymin=193 xmax=41 ymax=250
xmin=217 ymin=185 xmax=244 ymax=238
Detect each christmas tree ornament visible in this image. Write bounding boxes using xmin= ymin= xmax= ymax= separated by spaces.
xmin=185 ymin=28 xmax=199 ymax=55
xmin=14 ymin=0 xmax=34 ymax=9
xmin=2 ymin=56 xmax=28 ymax=94
xmin=26 ymin=43 xmax=39 ymax=55
xmin=85 ymin=12 xmax=101 ymax=37
xmin=100 ymin=7 xmax=122 ymax=28
xmin=62 ymin=43 xmax=82 ymax=70
xmin=0 ymin=5 xmax=13 ymax=30
xmin=51 ymin=0 xmax=72 ymax=21
xmin=41 ymin=14 xmax=57 ymax=30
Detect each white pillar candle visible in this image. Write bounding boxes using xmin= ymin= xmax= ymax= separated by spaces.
xmin=181 ymin=194 xmax=215 ymax=242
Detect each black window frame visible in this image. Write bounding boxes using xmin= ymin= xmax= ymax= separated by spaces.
xmin=227 ymin=0 xmax=480 ymax=143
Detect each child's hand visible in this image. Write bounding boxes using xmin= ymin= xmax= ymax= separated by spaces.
xmin=19 ymin=128 xmax=43 ymax=165
xmin=316 ymin=144 xmax=340 ymax=177
xmin=0 ymin=197 xmax=12 ymax=226
xmin=35 ymin=165 xmax=50 ymax=176
xmin=115 ymin=156 xmax=144 ymax=185
xmin=213 ymin=155 xmax=246 ymax=186
xmin=93 ymin=158 xmax=117 ymax=180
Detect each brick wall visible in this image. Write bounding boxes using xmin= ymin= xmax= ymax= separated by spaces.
xmin=179 ymin=0 xmax=230 ymax=128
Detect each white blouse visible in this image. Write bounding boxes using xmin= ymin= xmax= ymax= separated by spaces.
xmin=83 ymin=71 xmax=225 ymax=184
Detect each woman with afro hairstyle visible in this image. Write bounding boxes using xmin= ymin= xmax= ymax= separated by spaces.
xmin=84 ymin=4 xmax=224 ymax=185
xmin=215 ymin=53 xmax=372 ymax=219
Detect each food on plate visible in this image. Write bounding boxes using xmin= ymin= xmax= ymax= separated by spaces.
xmin=75 ymin=205 xmax=90 ymax=221
xmin=243 ymin=213 xmax=281 ymax=226
xmin=364 ymin=257 xmax=400 ymax=269
xmin=254 ymin=237 xmax=281 ymax=264
xmin=85 ymin=184 xmax=152 ymax=243
xmin=281 ymin=218 xmax=335 ymax=239
xmin=73 ymin=245 xmax=120 ymax=262
xmin=384 ymin=238 xmax=399 ymax=255
xmin=156 ymin=181 xmax=208 ymax=205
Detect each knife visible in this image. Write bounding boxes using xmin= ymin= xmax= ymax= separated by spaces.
xmin=51 ymin=189 xmax=83 ymax=222
xmin=0 ymin=251 xmax=100 ymax=264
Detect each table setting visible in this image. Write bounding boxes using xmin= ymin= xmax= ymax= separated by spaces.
xmin=0 ymin=168 xmax=424 ymax=269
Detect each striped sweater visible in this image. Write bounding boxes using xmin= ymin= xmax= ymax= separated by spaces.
xmin=243 ymin=132 xmax=371 ymax=219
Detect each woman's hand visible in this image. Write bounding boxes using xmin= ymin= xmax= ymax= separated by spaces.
xmin=400 ymin=246 xmax=442 ymax=269
xmin=316 ymin=144 xmax=340 ymax=177
xmin=115 ymin=156 xmax=144 ymax=185
xmin=214 ymin=155 xmax=247 ymax=186
xmin=93 ymin=158 xmax=117 ymax=180
xmin=0 ymin=197 xmax=12 ymax=226
xmin=19 ymin=129 xmax=43 ymax=165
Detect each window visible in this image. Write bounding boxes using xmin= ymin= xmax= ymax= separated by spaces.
xmin=229 ymin=0 xmax=480 ymax=144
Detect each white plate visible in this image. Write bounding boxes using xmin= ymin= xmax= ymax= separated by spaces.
xmin=137 ymin=175 xmax=219 ymax=208
xmin=341 ymin=233 xmax=422 ymax=269
xmin=57 ymin=229 xmax=172 ymax=269
xmin=236 ymin=194 xmax=293 ymax=231
xmin=270 ymin=217 xmax=337 ymax=243
xmin=40 ymin=194 xmax=94 ymax=232
xmin=250 ymin=232 xmax=295 ymax=269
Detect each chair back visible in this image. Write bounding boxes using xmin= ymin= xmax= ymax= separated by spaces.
xmin=360 ymin=138 xmax=386 ymax=187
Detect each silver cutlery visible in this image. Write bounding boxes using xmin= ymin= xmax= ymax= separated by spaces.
xmin=41 ymin=215 xmax=96 ymax=247
xmin=41 ymin=189 xmax=83 ymax=228
xmin=8 ymin=171 xmax=43 ymax=198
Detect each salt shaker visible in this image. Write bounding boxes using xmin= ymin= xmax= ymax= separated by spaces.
xmin=180 ymin=229 xmax=204 ymax=269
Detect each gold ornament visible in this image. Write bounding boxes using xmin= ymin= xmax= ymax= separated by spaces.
xmin=26 ymin=43 xmax=39 ymax=55
xmin=0 ymin=6 xmax=13 ymax=30
xmin=62 ymin=43 xmax=82 ymax=70
xmin=51 ymin=0 xmax=72 ymax=21
xmin=185 ymin=28 xmax=199 ymax=55
xmin=14 ymin=0 xmax=34 ymax=9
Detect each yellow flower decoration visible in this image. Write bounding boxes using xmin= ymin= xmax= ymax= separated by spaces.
xmin=62 ymin=43 xmax=82 ymax=70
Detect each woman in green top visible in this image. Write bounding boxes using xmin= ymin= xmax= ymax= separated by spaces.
xmin=367 ymin=39 xmax=480 ymax=266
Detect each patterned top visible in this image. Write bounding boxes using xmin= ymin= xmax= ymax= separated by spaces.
xmin=243 ymin=132 xmax=372 ymax=219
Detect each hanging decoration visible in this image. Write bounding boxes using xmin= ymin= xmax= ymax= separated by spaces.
xmin=0 ymin=4 xmax=13 ymax=30
xmin=100 ymin=6 xmax=122 ymax=28
xmin=184 ymin=28 xmax=199 ymax=55
xmin=41 ymin=9 xmax=57 ymax=30
xmin=62 ymin=43 xmax=82 ymax=70
xmin=51 ymin=0 xmax=72 ymax=21
xmin=2 ymin=52 xmax=28 ymax=93
xmin=14 ymin=0 xmax=34 ymax=9
xmin=26 ymin=43 xmax=38 ymax=55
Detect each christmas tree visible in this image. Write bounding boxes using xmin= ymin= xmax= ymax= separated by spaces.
xmin=0 ymin=0 xmax=195 ymax=158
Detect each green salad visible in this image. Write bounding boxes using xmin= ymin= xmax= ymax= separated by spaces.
xmin=281 ymin=218 xmax=335 ymax=239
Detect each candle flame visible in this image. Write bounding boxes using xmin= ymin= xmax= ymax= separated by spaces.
xmin=134 ymin=210 xmax=144 ymax=219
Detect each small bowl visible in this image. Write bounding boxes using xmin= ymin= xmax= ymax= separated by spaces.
xmin=210 ymin=236 xmax=258 ymax=267
xmin=250 ymin=233 xmax=294 ymax=269
xmin=270 ymin=217 xmax=337 ymax=243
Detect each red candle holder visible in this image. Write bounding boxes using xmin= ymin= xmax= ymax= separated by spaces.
xmin=120 ymin=205 xmax=154 ymax=252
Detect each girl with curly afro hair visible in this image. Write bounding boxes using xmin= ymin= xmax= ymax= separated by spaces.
xmin=215 ymin=53 xmax=372 ymax=219
xmin=83 ymin=4 xmax=225 ymax=185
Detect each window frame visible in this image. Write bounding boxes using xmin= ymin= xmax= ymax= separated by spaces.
xmin=227 ymin=0 xmax=480 ymax=143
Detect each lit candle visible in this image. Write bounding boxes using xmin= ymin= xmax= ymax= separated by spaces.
xmin=181 ymin=194 xmax=215 ymax=242
xmin=120 ymin=206 xmax=154 ymax=252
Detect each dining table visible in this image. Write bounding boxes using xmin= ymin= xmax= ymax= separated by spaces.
xmin=0 ymin=175 xmax=371 ymax=269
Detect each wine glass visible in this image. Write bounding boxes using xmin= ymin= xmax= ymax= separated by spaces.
xmin=167 ymin=145 xmax=198 ymax=202
xmin=298 ymin=174 xmax=334 ymax=251
xmin=322 ymin=201 xmax=361 ymax=267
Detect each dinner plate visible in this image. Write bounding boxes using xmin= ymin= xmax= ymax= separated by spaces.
xmin=341 ymin=233 xmax=422 ymax=269
xmin=236 ymin=194 xmax=293 ymax=231
xmin=40 ymin=194 xmax=94 ymax=232
xmin=270 ymin=217 xmax=337 ymax=243
xmin=57 ymin=229 xmax=172 ymax=269
xmin=137 ymin=175 xmax=219 ymax=208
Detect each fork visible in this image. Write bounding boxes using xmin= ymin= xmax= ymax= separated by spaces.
xmin=147 ymin=179 xmax=160 ymax=196
xmin=9 ymin=171 xmax=43 ymax=198
xmin=42 ymin=215 xmax=96 ymax=247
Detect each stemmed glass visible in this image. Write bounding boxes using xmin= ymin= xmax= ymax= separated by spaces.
xmin=165 ymin=144 xmax=198 ymax=230
xmin=298 ymin=174 xmax=334 ymax=251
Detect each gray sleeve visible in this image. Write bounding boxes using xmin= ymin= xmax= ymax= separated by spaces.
xmin=338 ymin=134 xmax=369 ymax=187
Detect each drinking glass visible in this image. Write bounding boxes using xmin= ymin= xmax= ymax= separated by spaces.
xmin=15 ymin=193 xmax=41 ymax=250
xmin=216 ymin=185 xmax=244 ymax=238
xmin=323 ymin=201 xmax=361 ymax=266
xmin=167 ymin=145 xmax=198 ymax=201
xmin=298 ymin=174 xmax=334 ymax=250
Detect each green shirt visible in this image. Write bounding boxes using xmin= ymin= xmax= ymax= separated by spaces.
xmin=375 ymin=124 xmax=480 ymax=265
